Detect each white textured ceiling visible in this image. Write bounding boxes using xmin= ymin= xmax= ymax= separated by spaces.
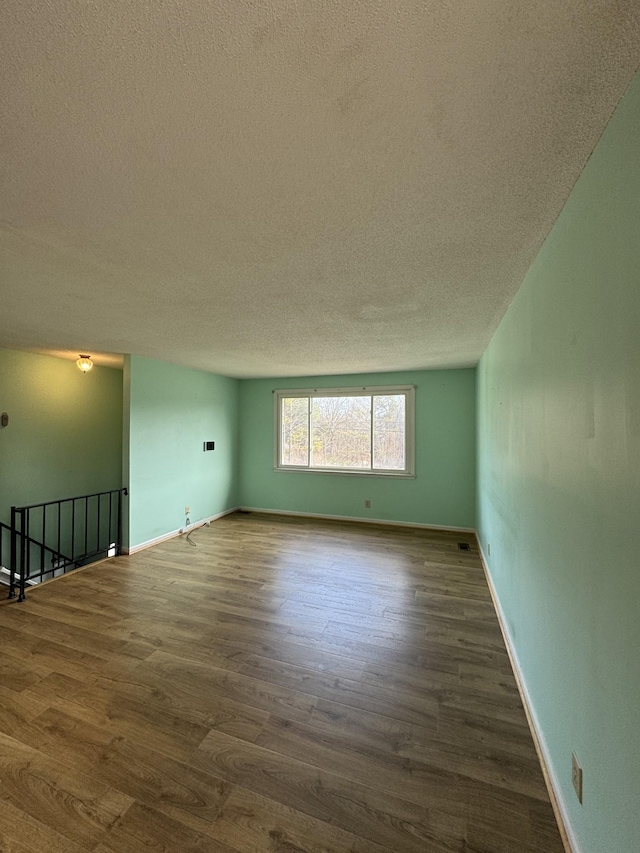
xmin=2 ymin=2 xmax=639 ymax=378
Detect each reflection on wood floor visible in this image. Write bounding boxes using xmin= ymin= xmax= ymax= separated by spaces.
xmin=0 ymin=511 xmax=564 ymax=852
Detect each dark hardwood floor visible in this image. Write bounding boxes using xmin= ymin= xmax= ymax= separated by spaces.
xmin=0 ymin=512 xmax=564 ymax=852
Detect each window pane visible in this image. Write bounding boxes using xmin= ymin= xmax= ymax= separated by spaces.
xmin=311 ymin=396 xmax=371 ymax=469
xmin=373 ymin=395 xmax=405 ymax=470
xmin=281 ymin=397 xmax=309 ymax=465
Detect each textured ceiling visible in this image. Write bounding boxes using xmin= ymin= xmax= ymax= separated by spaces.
xmin=2 ymin=2 xmax=640 ymax=378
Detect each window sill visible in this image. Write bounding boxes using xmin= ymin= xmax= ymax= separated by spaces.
xmin=274 ymin=467 xmax=416 ymax=479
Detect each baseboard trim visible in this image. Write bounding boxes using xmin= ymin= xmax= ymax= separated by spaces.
xmin=124 ymin=507 xmax=239 ymax=555
xmin=238 ymin=506 xmax=475 ymax=533
xmin=6 ymin=553 xmax=116 ymax=596
xmin=477 ymin=541 xmax=581 ymax=853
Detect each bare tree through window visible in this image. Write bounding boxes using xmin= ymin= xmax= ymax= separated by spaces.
xmin=278 ymin=388 xmax=412 ymax=474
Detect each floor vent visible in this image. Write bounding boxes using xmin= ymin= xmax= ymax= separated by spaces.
xmin=458 ymin=542 xmax=471 ymax=551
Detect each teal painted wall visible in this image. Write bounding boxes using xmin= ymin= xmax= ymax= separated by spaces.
xmin=239 ymin=369 xmax=476 ymax=529
xmin=0 ymin=349 xmax=123 ymax=524
xmin=121 ymin=355 xmax=131 ymax=548
xmin=125 ymin=356 xmax=239 ymax=549
xmin=477 ymin=74 xmax=640 ymax=853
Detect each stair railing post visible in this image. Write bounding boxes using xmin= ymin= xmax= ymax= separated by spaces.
xmin=117 ymin=488 xmax=125 ymax=555
xmin=18 ymin=507 xmax=27 ymax=601
xmin=9 ymin=506 xmax=17 ymax=599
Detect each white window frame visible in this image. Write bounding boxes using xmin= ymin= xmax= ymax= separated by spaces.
xmin=274 ymin=385 xmax=415 ymax=477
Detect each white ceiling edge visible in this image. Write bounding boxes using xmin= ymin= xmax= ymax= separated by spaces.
xmin=5 ymin=347 xmax=125 ymax=371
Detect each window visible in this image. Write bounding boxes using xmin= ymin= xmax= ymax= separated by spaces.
xmin=275 ymin=386 xmax=415 ymax=476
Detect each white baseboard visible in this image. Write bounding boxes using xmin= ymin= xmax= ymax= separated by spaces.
xmin=477 ymin=542 xmax=580 ymax=853
xmin=238 ymin=506 xmax=475 ymax=533
xmin=123 ymin=507 xmax=239 ymax=555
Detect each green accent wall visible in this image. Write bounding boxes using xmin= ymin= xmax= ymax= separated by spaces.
xmin=0 ymin=349 xmax=123 ymax=525
xmin=239 ymin=369 xmax=476 ymax=529
xmin=477 ymin=74 xmax=640 ymax=853
xmin=124 ymin=355 xmax=239 ymax=549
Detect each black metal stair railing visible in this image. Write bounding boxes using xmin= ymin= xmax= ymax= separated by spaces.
xmin=8 ymin=487 xmax=128 ymax=601
xmin=0 ymin=520 xmax=74 ymax=598
xmin=0 ymin=521 xmax=16 ymax=591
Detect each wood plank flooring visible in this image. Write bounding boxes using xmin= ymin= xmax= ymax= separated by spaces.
xmin=0 ymin=512 xmax=564 ymax=852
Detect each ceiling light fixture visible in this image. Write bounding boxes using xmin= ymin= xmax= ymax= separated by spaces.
xmin=76 ymin=354 xmax=94 ymax=373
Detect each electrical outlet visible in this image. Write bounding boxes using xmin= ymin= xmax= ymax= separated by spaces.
xmin=572 ymin=752 xmax=583 ymax=804
xmin=185 ymin=506 xmax=190 ymax=515
xmin=487 ymin=543 xmax=491 ymax=556
xmin=365 ymin=500 xmax=371 ymax=509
